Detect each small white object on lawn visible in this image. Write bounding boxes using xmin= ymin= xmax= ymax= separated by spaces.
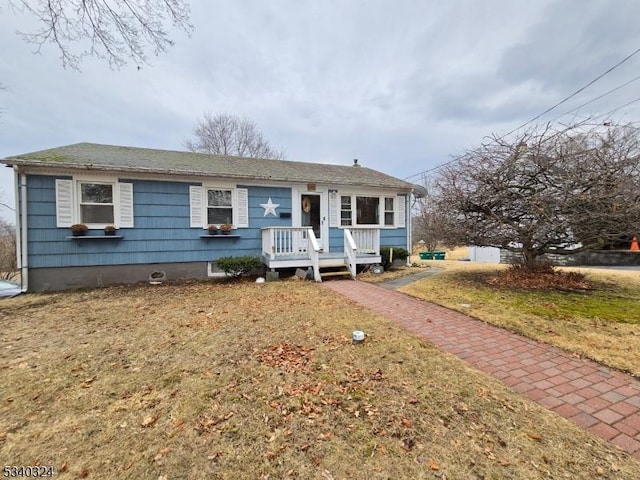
xmin=256 ymin=277 xmax=265 ymax=283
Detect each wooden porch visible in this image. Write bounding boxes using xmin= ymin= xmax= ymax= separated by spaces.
xmin=261 ymin=227 xmax=381 ymax=281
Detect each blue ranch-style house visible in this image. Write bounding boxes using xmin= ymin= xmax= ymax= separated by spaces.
xmin=2 ymin=143 xmax=415 ymax=292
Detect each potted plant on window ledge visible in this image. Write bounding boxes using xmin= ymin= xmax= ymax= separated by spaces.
xmin=220 ymin=223 xmax=233 ymax=235
xmin=207 ymin=224 xmax=219 ymax=235
xmin=104 ymin=225 xmax=118 ymax=236
xmin=70 ymin=223 xmax=88 ymax=237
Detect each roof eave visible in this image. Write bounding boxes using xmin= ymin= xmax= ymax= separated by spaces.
xmin=1 ymin=159 xmax=414 ymax=190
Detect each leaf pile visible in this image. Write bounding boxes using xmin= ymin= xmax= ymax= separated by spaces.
xmin=485 ymin=264 xmax=593 ymax=290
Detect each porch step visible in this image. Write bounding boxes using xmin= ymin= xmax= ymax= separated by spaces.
xmin=319 ymin=266 xmax=353 ymax=280
xmin=318 ymin=257 xmax=349 ymax=268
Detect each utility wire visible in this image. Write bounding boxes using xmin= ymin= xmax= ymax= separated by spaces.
xmin=404 ymin=47 xmax=640 ymax=182
xmin=604 ymin=95 xmax=640 ymax=117
xmin=500 ymin=46 xmax=640 ymax=138
xmin=550 ymin=73 xmax=640 ymax=123
xmin=404 ymin=98 xmax=640 ymax=182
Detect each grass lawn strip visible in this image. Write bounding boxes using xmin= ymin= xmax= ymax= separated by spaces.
xmin=399 ymin=262 xmax=640 ymax=378
xmin=0 ymin=280 xmax=638 ymax=479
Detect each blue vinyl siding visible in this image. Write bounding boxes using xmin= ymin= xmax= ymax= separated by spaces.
xmin=243 ymin=186 xmax=292 ymax=230
xmin=26 ymin=175 xmax=293 ymax=268
xmin=26 ymin=174 xmax=409 ymax=269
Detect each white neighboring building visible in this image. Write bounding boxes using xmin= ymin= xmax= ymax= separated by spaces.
xmin=469 ymin=246 xmax=501 ymax=264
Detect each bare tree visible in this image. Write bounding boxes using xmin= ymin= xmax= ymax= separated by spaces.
xmin=0 ymin=220 xmax=17 ymax=280
xmin=184 ymin=112 xmax=285 ymax=159
xmin=412 ymin=177 xmax=449 ymax=251
xmin=8 ymin=0 xmax=192 ymax=69
xmin=434 ymin=123 xmax=640 ymax=269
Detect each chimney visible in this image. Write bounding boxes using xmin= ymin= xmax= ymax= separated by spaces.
xmin=353 ymin=158 xmax=360 ymax=167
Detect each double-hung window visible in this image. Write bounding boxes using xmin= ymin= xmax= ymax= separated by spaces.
xmin=207 ymin=189 xmax=233 ymax=225
xmin=189 ymin=185 xmax=249 ymax=229
xmin=384 ymin=197 xmax=395 ymax=226
xmin=55 ymin=178 xmax=134 ymax=228
xmin=79 ymin=182 xmax=115 ymax=224
xmin=340 ymin=196 xmax=352 ymax=226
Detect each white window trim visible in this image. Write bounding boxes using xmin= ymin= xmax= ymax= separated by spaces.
xmin=384 ymin=196 xmax=395 ymax=227
xmin=204 ymin=186 xmax=234 ymax=228
xmin=75 ymin=179 xmax=116 ymax=228
xmin=197 ymin=184 xmax=248 ymax=229
xmin=337 ymin=193 xmax=403 ymax=228
xmin=207 ymin=261 xmax=227 ymax=278
xmin=55 ymin=175 xmax=133 ymax=230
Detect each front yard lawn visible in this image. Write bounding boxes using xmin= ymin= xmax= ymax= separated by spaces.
xmin=1 ymin=280 xmax=639 ymax=479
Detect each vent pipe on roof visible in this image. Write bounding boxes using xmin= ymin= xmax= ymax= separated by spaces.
xmin=353 ymin=158 xmax=360 ymax=167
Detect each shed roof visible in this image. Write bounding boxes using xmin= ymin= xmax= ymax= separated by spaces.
xmin=2 ymin=143 xmax=414 ymax=190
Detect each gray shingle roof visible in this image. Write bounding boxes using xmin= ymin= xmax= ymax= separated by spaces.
xmin=2 ymin=143 xmax=414 ymax=190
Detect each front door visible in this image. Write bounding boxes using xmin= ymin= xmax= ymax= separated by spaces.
xmin=301 ymin=193 xmax=323 ymax=250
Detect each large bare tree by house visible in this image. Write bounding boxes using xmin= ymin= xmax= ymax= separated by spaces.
xmin=7 ymin=0 xmax=192 ymax=69
xmin=184 ymin=112 xmax=285 ymax=159
xmin=433 ymin=123 xmax=640 ymax=269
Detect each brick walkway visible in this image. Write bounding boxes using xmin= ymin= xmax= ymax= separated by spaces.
xmin=323 ymin=280 xmax=640 ymax=459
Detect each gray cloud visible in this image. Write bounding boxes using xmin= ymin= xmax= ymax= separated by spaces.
xmin=2 ymin=0 xmax=640 ymax=222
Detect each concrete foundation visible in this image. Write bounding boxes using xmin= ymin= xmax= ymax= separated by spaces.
xmin=28 ymin=262 xmax=209 ymax=292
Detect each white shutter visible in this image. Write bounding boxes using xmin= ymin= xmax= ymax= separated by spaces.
xmin=329 ymin=191 xmax=339 ymax=227
xmin=190 ymin=186 xmax=203 ymax=228
xmin=118 ymin=183 xmax=134 ymax=228
xmin=395 ymin=195 xmax=406 ymax=228
xmin=234 ymin=188 xmax=249 ymax=228
xmin=55 ymin=179 xmax=73 ymax=227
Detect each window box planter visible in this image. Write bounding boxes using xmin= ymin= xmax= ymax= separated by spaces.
xmin=199 ymin=234 xmax=241 ymax=239
xmin=67 ymin=235 xmax=124 ymax=240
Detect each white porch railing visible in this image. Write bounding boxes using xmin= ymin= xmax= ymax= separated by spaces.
xmin=262 ymin=227 xmax=311 ymax=260
xmin=349 ymin=227 xmax=380 ymax=254
xmin=308 ymin=229 xmax=321 ymax=282
xmin=343 ymin=229 xmax=357 ymax=279
xmin=262 ymin=227 xmax=380 ymax=282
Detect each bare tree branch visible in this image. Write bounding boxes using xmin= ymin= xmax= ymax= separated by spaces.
xmin=433 ymin=123 xmax=640 ymax=268
xmin=8 ymin=0 xmax=193 ymax=69
xmin=184 ymin=112 xmax=286 ymax=160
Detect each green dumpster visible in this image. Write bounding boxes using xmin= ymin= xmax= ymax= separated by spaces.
xmin=419 ymin=252 xmax=434 ymax=260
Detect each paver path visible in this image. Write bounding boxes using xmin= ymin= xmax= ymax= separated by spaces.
xmin=323 ymin=280 xmax=640 ymax=459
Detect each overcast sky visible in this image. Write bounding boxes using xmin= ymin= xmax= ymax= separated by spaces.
xmin=2 ymin=0 xmax=640 ymax=223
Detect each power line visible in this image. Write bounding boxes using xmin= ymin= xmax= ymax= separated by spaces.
xmin=404 ymin=97 xmax=640 ymax=182
xmin=550 ymin=73 xmax=640 ymax=123
xmin=604 ymin=95 xmax=640 ymax=117
xmin=404 ymin=47 xmax=640 ymax=182
xmin=501 ymin=46 xmax=640 ymax=137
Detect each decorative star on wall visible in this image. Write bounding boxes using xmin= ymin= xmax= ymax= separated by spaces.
xmin=260 ymin=197 xmax=280 ymax=217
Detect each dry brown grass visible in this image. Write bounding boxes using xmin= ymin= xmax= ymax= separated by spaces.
xmin=400 ymin=262 xmax=640 ymax=377
xmin=1 ymin=280 xmax=639 ymax=479
xmin=358 ymin=264 xmax=431 ymax=283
